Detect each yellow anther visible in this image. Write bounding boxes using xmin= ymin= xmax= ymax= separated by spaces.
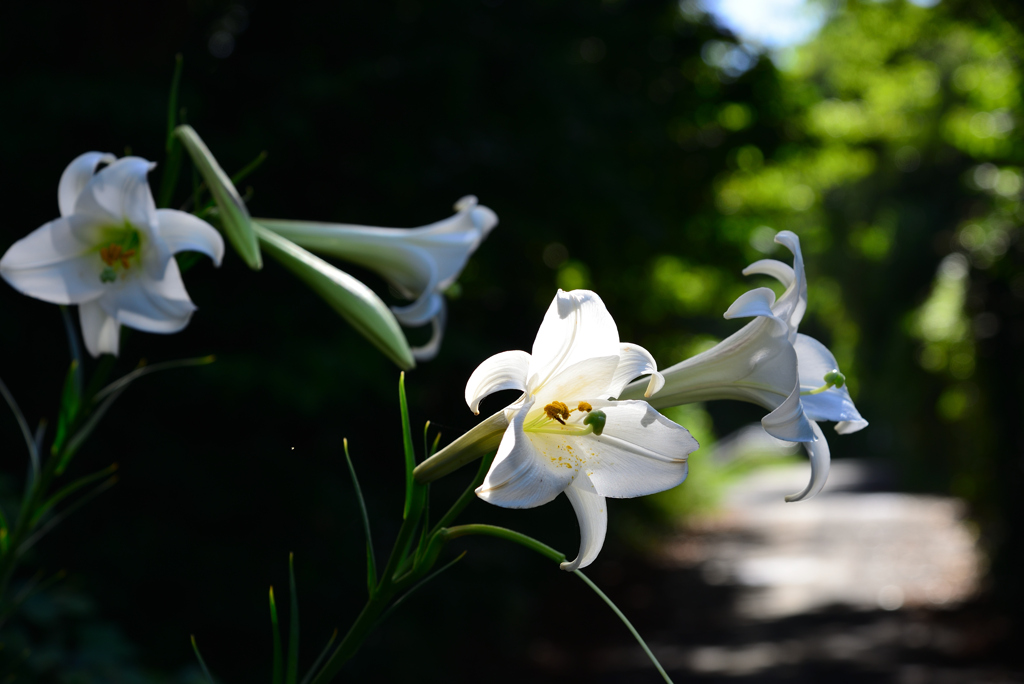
xmin=578 ymin=401 xmax=592 ymax=413
xmin=543 ymin=401 xmax=571 ymax=425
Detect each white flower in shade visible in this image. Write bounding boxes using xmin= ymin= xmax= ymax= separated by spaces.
xmin=255 ymin=196 xmax=497 ymax=361
xmin=622 ymin=230 xmax=867 ymax=501
xmin=465 ymin=289 xmax=698 ymax=571
xmin=0 ymin=152 xmax=224 ymax=357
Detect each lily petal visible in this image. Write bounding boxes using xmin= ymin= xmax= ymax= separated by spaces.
xmin=530 ymin=290 xmax=621 ymax=391
xmin=410 ymin=304 xmax=446 ymax=362
xmin=73 ymin=157 xmax=158 ymax=231
xmin=560 ymin=477 xmax=607 ymax=572
xmin=58 ymin=152 xmax=116 ymax=218
xmin=761 ymin=374 xmax=817 ymax=442
xmin=608 ymin=343 xmax=665 ymax=399
xmin=785 ymin=420 xmax=830 ymax=502
xmin=100 ymin=260 xmax=196 ymax=333
xmin=581 ymin=400 xmax=695 ymax=498
xmin=476 ymin=398 xmax=577 ymax=508
xmin=156 ymin=209 xmax=226 ymax=266
xmin=741 ymin=258 xmax=795 ymax=288
xmin=533 ymin=356 xmax=620 ymax=409
xmin=768 ymin=230 xmax=807 ymax=337
xmin=0 ymin=216 xmax=109 ymax=305
xmin=79 ymin=299 xmax=121 ymax=357
xmin=794 ymin=333 xmax=868 ymax=432
xmin=465 ymin=350 xmax=532 ymax=415
xmin=723 ymin=286 xmax=778 ymax=320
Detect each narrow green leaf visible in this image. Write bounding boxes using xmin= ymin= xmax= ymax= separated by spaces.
xmin=253 ymin=223 xmax=414 ymax=370
xmin=343 ymin=439 xmax=377 ymax=595
xmin=298 ymin=629 xmax=337 ymax=684
xmin=30 ymin=463 xmax=118 ymax=527
xmin=175 ymin=124 xmax=262 ymax=270
xmin=376 ymin=551 xmax=467 ymax=628
xmin=59 ymin=306 xmax=83 ymax=387
xmin=270 ymin=587 xmax=283 ymax=684
xmin=399 ymin=373 xmax=416 ymax=519
xmin=18 ymin=477 xmax=117 ymax=554
xmin=190 ymin=635 xmax=216 ymax=684
xmin=93 ymin=355 xmax=215 ymax=403
xmin=0 ymin=376 xmax=40 ymax=484
xmin=287 ymin=553 xmax=300 ymax=684
xmin=574 ymin=570 xmax=674 ymax=684
xmin=429 ymin=451 xmax=495 ymax=538
xmin=165 ymin=55 xmax=183 ymax=152
xmin=51 ymin=360 xmax=82 ymax=457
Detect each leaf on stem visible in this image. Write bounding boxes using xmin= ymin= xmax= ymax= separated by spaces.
xmin=0 ymin=377 xmax=40 ymax=484
xmin=343 ymin=439 xmax=377 ymax=595
xmin=375 ymin=551 xmax=467 ymax=629
xmin=287 ymin=553 xmax=300 ymax=684
xmin=190 ymin=634 xmax=217 ymax=684
xmin=298 ymin=628 xmax=338 ymax=684
xmin=30 ymin=463 xmax=118 ymax=527
xmin=51 ymin=360 xmax=82 ymax=457
xmin=270 ymin=586 xmax=283 ymax=684
xmin=253 ymin=223 xmax=414 ymax=370
xmin=399 ymin=373 xmax=416 ymax=519
xmin=175 ymin=124 xmax=262 ymax=270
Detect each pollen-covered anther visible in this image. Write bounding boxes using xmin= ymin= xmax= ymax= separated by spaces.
xmin=577 ymin=401 xmax=592 ymax=413
xmin=543 ymin=400 xmax=571 ymax=424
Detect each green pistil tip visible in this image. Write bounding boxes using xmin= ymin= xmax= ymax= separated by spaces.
xmin=100 ymin=267 xmax=117 ymax=283
xmin=824 ymin=369 xmax=846 ymax=388
xmin=583 ymin=410 xmax=606 ymax=436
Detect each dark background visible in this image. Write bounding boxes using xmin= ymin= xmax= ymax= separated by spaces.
xmin=0 ymin=0 xmax=1022 ymax=681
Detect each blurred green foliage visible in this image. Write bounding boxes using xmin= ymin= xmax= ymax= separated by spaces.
xmin=0 ymin=0 xmax=1023 ymax=680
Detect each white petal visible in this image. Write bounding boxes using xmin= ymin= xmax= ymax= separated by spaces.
xmin=529 ymin=290 xmax=621 ymax=392
xmin=392 ymin=288 xmax=444 ymax=328
xmin=724 ymin=287 xmax=778 ymax=320
xmin=410 ymin=305 xmax=445 ymax=362
xmin=608 ymin=343 xmax=664 ymax=399
xmin=741 ymin=258 xmax=795 ymax=288
xmin=475 ymin=398 xmax=576 ymax=508
xmin=630 ymin=315 xmax=795 ymax=412
xmin=769 ymin=230 xmax=807 ymax=337
xmin=532 ymin=355 xmax=620 ymax=409
xmin=794 ymin=334 xmax=868 ymax=431
xmin=100 ymin=259 xmax=196 ymax=333
xmin=761 ymin=374 xmax=817 ymax=443
xmin=560 ymin=477 xmax=607 ymax=572
xmin=73 ymin=157 xmax=158 ymax=231
xmin=785 ymin=420 xmax=830 ymax=502
xmin=79 ymin=300 xmax=120 ymax=357
xmin=465 ymin=350 xmax=532 ymax=414
xmin=0 ymin=216 xmax=108 ymax=305
xmin=579 ymin=400 xmax=695 ymax=498
xmin=58 ymin=152 xmax=116 ymax=218
xmin=156 ymin=209 xmax=225 ymax=266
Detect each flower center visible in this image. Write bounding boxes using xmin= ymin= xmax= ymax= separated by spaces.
xmin=97 ymin=228 xmax=141 ymax=283
xmin=801 ymin=369 xmax=846 ymax=396
xmin=525 ymin=400 xmax=605 ymax=436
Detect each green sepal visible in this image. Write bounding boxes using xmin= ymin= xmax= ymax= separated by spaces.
xmin=175 ymin=124 xmax=263 ymax=270
xmin=254 ymin=223 xmax=415 ymax=370
xmin=51 ymin=360 xmax=82 ymax=457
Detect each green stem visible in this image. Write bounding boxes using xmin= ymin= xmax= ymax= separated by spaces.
xmin=573 ymin=570 xmax=674 ymax=684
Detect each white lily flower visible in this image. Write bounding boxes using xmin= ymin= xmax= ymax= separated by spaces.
xmin=256 ymin=196 xmax=497 ymax=361
xmin=465 ymin=289 xmax=698 ymax=571
xmin=0 ymin=152 xmax=224 ymax=357
xmin=622 ymin=230 xmax=867 ymax=501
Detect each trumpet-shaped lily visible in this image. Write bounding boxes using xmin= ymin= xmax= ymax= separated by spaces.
xmin=465 ymin=289 xmax=698 ymax=571
xmin=0 ymin=152 xmax=224 ymax=357
xmin=622 ymin=230 xmax=866 ymax=501
xmin=255 ymin=196 xmax=497 ymax=361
